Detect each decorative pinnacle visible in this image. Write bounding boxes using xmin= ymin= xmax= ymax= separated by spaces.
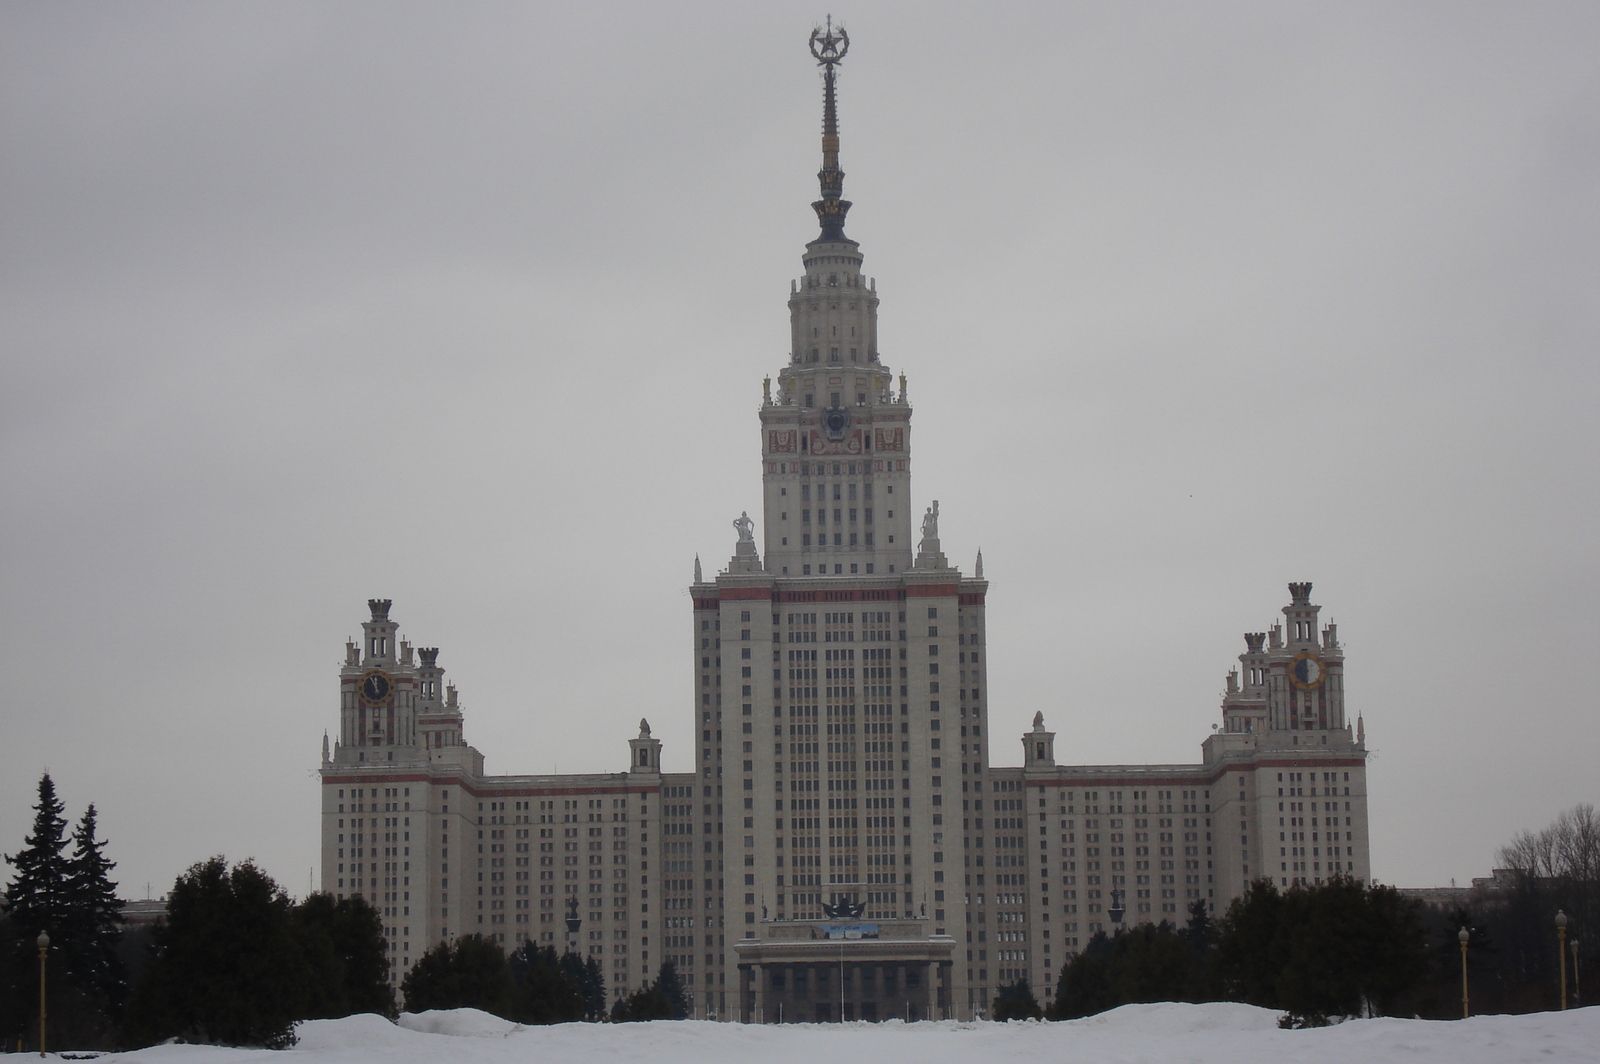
xmin=809 ymin=17 xmax=853 ymax=243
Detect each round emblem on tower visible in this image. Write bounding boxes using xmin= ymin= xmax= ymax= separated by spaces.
xmin=809 ymin=19 xmax=848 ymax=64
xmin=1287 ymin=652 xmax=1326 ymax=690
xmin=359 ymin=669 xmax=392 ymax=704
xmin=823 ymin=406 xmax=851 ymax=440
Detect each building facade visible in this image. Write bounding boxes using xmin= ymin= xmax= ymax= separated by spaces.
xmin=318 ymin=25 xmax=1371 ymax=1020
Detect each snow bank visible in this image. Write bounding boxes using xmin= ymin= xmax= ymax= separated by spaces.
xmin=295 ymin=1014 xmax=419 ymax=1051
xmin=396 ymin=1009 xmax=523 ymax=1038
xmin=1063 ymin=1000 xmax=1284 ymax=1034
xmin=84 ymin=1001 xmax=1600 ymax=1064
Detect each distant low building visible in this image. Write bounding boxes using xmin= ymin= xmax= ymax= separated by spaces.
xmin=120 ymin=897 xmax=168 ymax=927
xmin=1399 ymin=868 xmax=1522 ymax=912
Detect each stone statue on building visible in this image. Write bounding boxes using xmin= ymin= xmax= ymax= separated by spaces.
xmin=734 ymin=511 xmax=755 ymax=543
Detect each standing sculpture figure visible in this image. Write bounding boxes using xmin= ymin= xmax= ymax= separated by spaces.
xmin=921 ymin=500 xmax=940 ymax=542
xmin=734 ymin=511 xmax=755 ymax=543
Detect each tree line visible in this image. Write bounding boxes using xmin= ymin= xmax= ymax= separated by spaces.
xmin=992 ymin=803 xmax=1596 ymax=1023
xmin=399 ymin=934 xmax=690 ymax=1023
xmin=3 ymin=774 xmax=688 ymax=1050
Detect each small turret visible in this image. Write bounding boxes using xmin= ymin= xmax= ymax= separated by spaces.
xmin=630 ymin=718 xmax=663 ymax=774
xmin=1022 ymin=711 xmax=1056 ymax=768
xmin=362 ymin=599 xmax=397 ymax=663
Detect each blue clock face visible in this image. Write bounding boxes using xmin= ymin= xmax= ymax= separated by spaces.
xmin=360 ymin=670 xmax=391 ymax=703
xmin=1289 ymin=654 xmax=1324 ymax=689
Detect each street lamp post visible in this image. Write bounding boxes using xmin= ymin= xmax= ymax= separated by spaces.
xmin=565 ymin=895 xmax=582 ymax=957
xmin=1458 ymin=927 xmax=1470 ymax=1019
xmin=1108 ymin=888 xmax=1126 ymax=926
xmin=36 ymin=931 xmax=49 ymax=1058
xmin=563 ymin=896 xmax=583 ymax=1018
xmin=1556 ymin=911 xmax=1568 ymax=1010
xmin=1572 ymin=938 xmax=1581 ymax=1008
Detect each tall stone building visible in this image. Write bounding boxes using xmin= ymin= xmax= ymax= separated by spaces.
xmin=318 ymin=24 xmax=1371 ymax=1021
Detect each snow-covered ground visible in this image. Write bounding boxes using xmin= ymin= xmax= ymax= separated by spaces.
xmin=84 ymin=1002 xmax=1600 ymax=1064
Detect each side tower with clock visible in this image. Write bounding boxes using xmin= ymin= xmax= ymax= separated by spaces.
xmin=1205 ymin=582 xmax=1369 ymax=907
xmin=321 ymin=599 xmax=676 ymax=998
xmin=339 ymin=598 xmax=418 ymax=753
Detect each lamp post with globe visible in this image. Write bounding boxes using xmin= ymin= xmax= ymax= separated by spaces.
xmin=36 ymin=931 xmax=49 ymax=1057
xmin=1556 ymin=911 xmax=1568 ymax=1010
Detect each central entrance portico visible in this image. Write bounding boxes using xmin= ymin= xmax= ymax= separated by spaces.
xmin=736 ymin=918 xmax=955 ymax=1022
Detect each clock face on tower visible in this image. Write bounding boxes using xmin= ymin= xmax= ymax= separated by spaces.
xmin=1288 ymin=652 xmax=1325 ymax=690
xmin=359 ymin=669 xmax=392 ymax=703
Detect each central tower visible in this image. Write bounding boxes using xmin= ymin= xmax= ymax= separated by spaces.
xmin=693 ymin=21 xmax=983 ymax=1022
xmin=760 ymin=19 xmax=914 ymax=578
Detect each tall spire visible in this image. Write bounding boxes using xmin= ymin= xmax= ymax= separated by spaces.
xmin=809 ymin=17 xmax=852 ymax=243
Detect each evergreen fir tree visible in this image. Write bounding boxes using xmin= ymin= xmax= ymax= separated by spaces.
xmin=293 ymin=892 xmax=392 ymax=1019
xmin=122 ymin=857 xmax=307 ymax=1048
xmin=614 ymin=961 xmax=688 ymax=1021
xmin=61 ymin=804 xmax=127 ymax=1018
xmin=652 ymin=960 xmax=689 ymax=1019
xmin=991 ymin=978 xmax=1042 ymax=1020
xmin=5 ymin=774 xmax=71 ymax=932
xmin=579 ymin=956 xmax=607 ymax=1021
xmin=551 ymin=949 xmax=607 ymax=1020
xmin=506 ymin=942 xmax=582 ymax=1023
xmin=3 ymin=775 xmax=72 ymax=1048
xmin=399 ymin=934 xmax=513 ymax=1017
xmin=1184 ymin=897 xmax=1212 ymax=951
xmin=1047 ymin=930 xmax=1115 ymax=1019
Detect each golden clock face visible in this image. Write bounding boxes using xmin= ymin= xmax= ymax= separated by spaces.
xmin=1288 ymin=652 xmax=1326 ymax=690
xmin=359 ymin=669 xmax=392 ymax=703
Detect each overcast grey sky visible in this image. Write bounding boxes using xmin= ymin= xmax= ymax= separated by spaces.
xmin=2 ymin=1 xmax=1596 ymax=902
